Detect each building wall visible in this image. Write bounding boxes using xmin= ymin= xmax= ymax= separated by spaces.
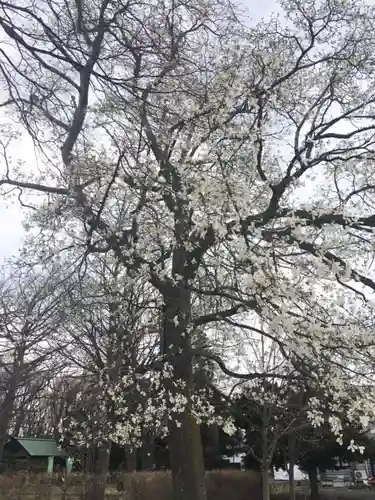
xmin=320 ymin=460 xmax=371 ymax=483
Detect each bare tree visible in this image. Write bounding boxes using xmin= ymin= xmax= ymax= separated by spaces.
xmin=10 ymin=365 xmax=59 ymax=436
xmin=56 ymin=254 xmax=159 ymax=500
xmin=0 ymin=264 xmax=69 ymax=461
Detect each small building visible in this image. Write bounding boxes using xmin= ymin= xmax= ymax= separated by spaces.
xmin=3 ymin=437 xmax=71 ymax=473
xmin=319 ymin=458 xmax=375 ymax=485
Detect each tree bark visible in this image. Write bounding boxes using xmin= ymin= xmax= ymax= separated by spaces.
xmin=84 ymin=444 xmax=96 ymax=473
xmin=288 ymin=461 xmax=295 ymax=500
xmin=162 ymin=250 xmax=207 ymax=500
xmin=308 ymin=468 xmax=319 ymax=500
xmin=288 ymin=434 xmax=296 ymax=500
xmin=141 ymin=432 xmax=155 ymax=470
xmin=260 ymin=408 xmax=270 ymax=500
xmin=205 ymin=424 xmax=220 ymax=469
xmin=0 ymin=364 xmax=21 ymax=462
xmin=85 ymin=442 xmax=111 ymax=500
xmin=350 ymin=461 xmax=357 ymax=485
xmin=125 ymin=445 xmax=137 ymax=472
xmin=13 ymin=407 xmax=25 ymax=437
xmin=0 ymin=434 xmax=7 ymax=466
xmin=261 ymin=465 xmax=270 ymax=500
xmin=169 ymin=414 xmax=206 ymax=500
xmin=156 ymin=196 xmax=208 ymax=500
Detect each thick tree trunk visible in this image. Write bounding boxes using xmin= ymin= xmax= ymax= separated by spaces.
xmin=13 ymin=407 xmax=25 ymax=437
xmin=125 ymin=445 xmax=137 ymax=472
xmin=350 ymin=461 xmax=357 ymax=485
xmin=141 ymin=432 xmax=155 ymax=470
xmin=0 ymin=434 xmax=7 ymax=466
xmin=84 ymin=444 xmax=96 ymax=473
xmin=205 ymin=424 xmax=220 ymax=469
xmin=288 ymin=434 xmax=296 ymax=500
xmin=162 ymin=257 xmax=206 ymax=500
xmin=261 ymin=466 xmax=270 ymax=500
xmin=0 ymin=372 xmax=20 ymax=462
xmin=260 ymin=412 xmax=270 ymax=500
xmin=169 ymin=414 xmax=206 ymax=500
xmin=288 ymin=461 xmax=295 ymax=500
xmin=85 ymin=442 xmax=111 ymax=500
xmin=308 ymin=468 xmax=319 ymax=500
xmin=158 ymin=204 xmax=207 ymax=500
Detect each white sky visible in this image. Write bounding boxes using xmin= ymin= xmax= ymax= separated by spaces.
xmin=0 ymin=200 xmax=23 ymax=263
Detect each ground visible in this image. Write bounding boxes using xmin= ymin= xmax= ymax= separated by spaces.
xmin=322 ymin=489 xmax=375 ymax=499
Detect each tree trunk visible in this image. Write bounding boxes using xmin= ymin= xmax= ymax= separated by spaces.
xmin=125 ymin=445 xmax=137 ymax=472
xmin=0 ymin=370 xmax=20 ymax=462
xmin=0 ymin=434 xmax=7 ymax=466
xmin=168 ymin=414 xmax=206 ymax=500
xmin=159 ymin=204 xmax=207 ymax=500
xmin=288 ymin=461 xmax=295 ymax=500
xmin=13 ymin=407 xmax=25 ymax=437
xmin=260 ymin=410 xmax=270 ymax=500
xmin=308 ymin=468 xmax=319 ymax=500
xmin=288 ymin=433 xmax=296 ymax=500
xmin=261 ymin=465 xmax=270 ymax=500
xmin=84 ymin=444 xmax=96 ymax=473
xmin=350 ymin=461 xmax=356 ymax=485
xmin=162 ymin=266 xmax=206 ymax=500
xmin=85 ymin=442 xmax=111 ymax=500
xmin=141 ymin=432 xmax=155 ymax=470
xmin=205 ymin=424 xmax=220 ymax=469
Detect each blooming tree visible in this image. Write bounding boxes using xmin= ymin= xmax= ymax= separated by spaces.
xmin=2 ymin=0 xmax=375 ymax=499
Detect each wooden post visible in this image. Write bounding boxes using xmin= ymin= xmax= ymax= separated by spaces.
xmin=47 ymin=456 xmax=54 ymax=473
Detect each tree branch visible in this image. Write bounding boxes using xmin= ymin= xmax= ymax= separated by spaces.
xmin=192 ymin=348 xmax=301 ymax=381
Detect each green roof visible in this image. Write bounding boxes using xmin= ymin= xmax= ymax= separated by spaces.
xmin=14 ymin=438 xmax=68 ymax=458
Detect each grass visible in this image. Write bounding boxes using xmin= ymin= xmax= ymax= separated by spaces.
xmin=0 ymin=470 xmax=260 ymax=500
xmin=0 ymin=471 xmax=373 ymax=500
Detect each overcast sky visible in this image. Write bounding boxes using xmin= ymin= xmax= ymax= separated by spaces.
xmin=0 ymin=0 xmax=279 ymax=265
